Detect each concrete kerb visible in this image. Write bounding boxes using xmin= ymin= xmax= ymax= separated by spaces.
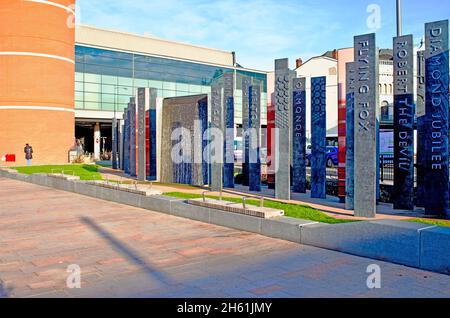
xmin=419 ymin=226 xmax=450 ymax=274
xmin=261 ymin=217 xmax=318 ymax=243
xmin=1 ymin=169 xmax=450 ymax=275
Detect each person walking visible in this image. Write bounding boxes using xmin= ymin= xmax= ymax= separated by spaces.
xmin=24 ymin=143 xmax=33 ymax=166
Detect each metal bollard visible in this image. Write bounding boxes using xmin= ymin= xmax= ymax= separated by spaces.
xmin=134 ymin=181 xmax=138 ymax=190
xmin=202 ymin=191 xmax=207 ymax=202
xmin=260 ymin=196 xmax=264 ymax=207
xmin=219 ymin=189 xmax=223 ymax=201
xmin=242 ymin=197 xmax=247 ymax=210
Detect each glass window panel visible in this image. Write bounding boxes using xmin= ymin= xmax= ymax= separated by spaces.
xmin=75 ymin=73 xmax=83 ymax=82
xmin=163 ymin=90 xmax=176 ymax=98
xmin=75 ymin=100 xmax=84 ymax=109
xmin=134 ymin=78 xmax=148 ymax=88
xmin=163 ymin=82 xmax=176 ymax=90
xmin=118 ymin=95 xmax=133 ymax=104
xmin=117 ymin=86 xmax=134 ymax=95
xmin=188 ymin=84 xmax=202 ymax=94
xmin=176 ymin=91 xmax=189 ymax=97
xmin=75 ymin=63 xmax=84 ymax=73
xmin=84 ymin=102 xmax=100 ymax=110
xmin=149 ymin=80 xmax=163 ymax=89
xmin=176 ymin=82 xmax=189 ymax=92
xmin=101 ymin=94 xmax=116 ymax=103
xmin=84 ymin=83 xmax=101 ymax=93
xmin=115 ymin=67 xmax=133 ymax=78
xmin=117 ymin=103 xmax=128 ymax=112
xmin=118 ymin=77 xmax=133 ymax=86
xmin=201 ymin=86 xmax=211 ymax=94
xmin=75 ymin=82 xmax=84 ymax=92
xmin=101 ymin=103 xmax=115 ymax=111
xmin=101 ymin=84 xmax=115 ymax=94
xmin=75 ymin=91 xmax=84 ymax=101
xmin=84 ymin=92 xmax=101 ymax=102
xmin=102 ymin=75 xmax=117 ymax=85
xmin=84 ymin=73 xmax=101 ymax=83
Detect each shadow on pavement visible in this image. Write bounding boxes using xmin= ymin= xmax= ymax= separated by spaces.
xmin=80 ymin=216 xmax=174 ymax=286
xmin=0 ymin=281 xmax=12 ymax=298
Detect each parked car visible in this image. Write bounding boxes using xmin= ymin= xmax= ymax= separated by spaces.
xmin=305 ymin=146 xmax=338 ymax=168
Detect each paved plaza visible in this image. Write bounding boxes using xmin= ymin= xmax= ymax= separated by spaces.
xmin=1 ymin=177 xmax=449 ymax=298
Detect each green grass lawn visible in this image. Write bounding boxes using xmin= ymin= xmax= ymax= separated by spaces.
xmin=409 ymin=218 xmax=450 ymax=228
xmin=13 ymin=164 xmax=102 ymax=181
xmin=164 ymin=192 xmax=359 ymax=224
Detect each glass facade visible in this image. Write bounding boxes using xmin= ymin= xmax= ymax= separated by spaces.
xmin=75 ymin=45 xmax=267 ymax=124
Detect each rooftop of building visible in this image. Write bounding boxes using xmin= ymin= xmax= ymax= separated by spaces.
xmin=75 ymin=25 xmax=266 ymax=74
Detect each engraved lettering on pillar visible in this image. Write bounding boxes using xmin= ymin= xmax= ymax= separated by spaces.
xmin=393 ymin=35 xmax=415 ymax=210
xmin=345 ymin=62 xmax=356 ymax=210
xmin=423 ymin=20 xmax=449 ymax=217
xmin=292 ymin=78 xmax=307 ymax=193
xmin=353 ymin=34 xmax=378 ymax=218
xmin=274 ymin=58 xmax=291 ymax=200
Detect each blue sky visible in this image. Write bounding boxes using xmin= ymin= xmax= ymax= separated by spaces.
xmin=76 ymin=0 xmax=449 ymax=71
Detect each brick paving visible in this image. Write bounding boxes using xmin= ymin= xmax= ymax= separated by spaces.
xmin=1 ymin=176 xmax=449 ymax=298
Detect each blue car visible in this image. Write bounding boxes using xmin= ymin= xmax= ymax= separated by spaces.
xmin=305 ymin=146 xmax=339 ymax=168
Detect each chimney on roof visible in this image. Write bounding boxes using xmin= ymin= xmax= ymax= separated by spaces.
xmin=296 ymin=58 xmax=303 ymax=69
xmin=332 ymin=49 xmax=338 ymax=60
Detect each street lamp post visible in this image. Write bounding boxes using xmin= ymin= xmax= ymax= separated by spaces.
xmin=396 ymin=0 xmax=402 ymax=36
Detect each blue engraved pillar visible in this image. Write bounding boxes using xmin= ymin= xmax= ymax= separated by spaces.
xmin=292 ymin=77 xmax=307 ymax=193
xmin=423 ymin=20 xmax=449 ymax=217
xmin=137 ymin=88 xmax=146 ymax=181
xmin=249 ymin=85 xmax=261 ymax=192
xmin=242 ymin=77 xmax=251 ymax=186
xmin=124 ymin=105 xmax=130 ymax=175
xmin=112 ymin=118 xmax=118 ymax=170
xmin=148 ymin=88 xmax=158 ymax=181
xmin=129 ymin=97 xmax=137 ymax=177
xmin=311 ymin=77 xmax=327 ymax=199
xmin=393 ymin=35 xmax=415 ymax=210
xmin=345 ymin=62 xmax=356 ymax=210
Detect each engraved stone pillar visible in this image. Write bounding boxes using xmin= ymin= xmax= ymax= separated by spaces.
xmin=423 ymin=20 xmax=449 ymax=217
xmin=249 ymin=85 xmax=261 ymax=192
xmin=118 ymin=119 xmax=123 ymax=170
xmin=124 ymin=106 xmax=130 ymax=175
xmin=112 ymin=118 xmax=118 ymax=170
xmin=148 ymin=88 xmax=158 ymax=181
xmin=292 ymin=77 xmax=307 ymax=193
xmin=210 ymin=84 xmax=224 ymax=192
xmin=311 ymin=77 xmax=327 ymax=199
xmin=393 ymin=34 xmax=415 ymax=210
xmin=129 ymin=97 xmax=137 ymax=177
xmin=275 ymin=58 xmax=291 ymax=200
xmin=345 ymin=62 xmax=356 ymax=210
xmin=416 ymin=50 xmax=426 ymax=207
xmin=354 ymin=33 xmax=378 ymax=218
xmin=242 ymin=77 xmax=251 ymax=186
xmin=223 ymin=73 xmax=235 ymax=188
xmin=137 ymin=88 xmax=146 ymax=181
